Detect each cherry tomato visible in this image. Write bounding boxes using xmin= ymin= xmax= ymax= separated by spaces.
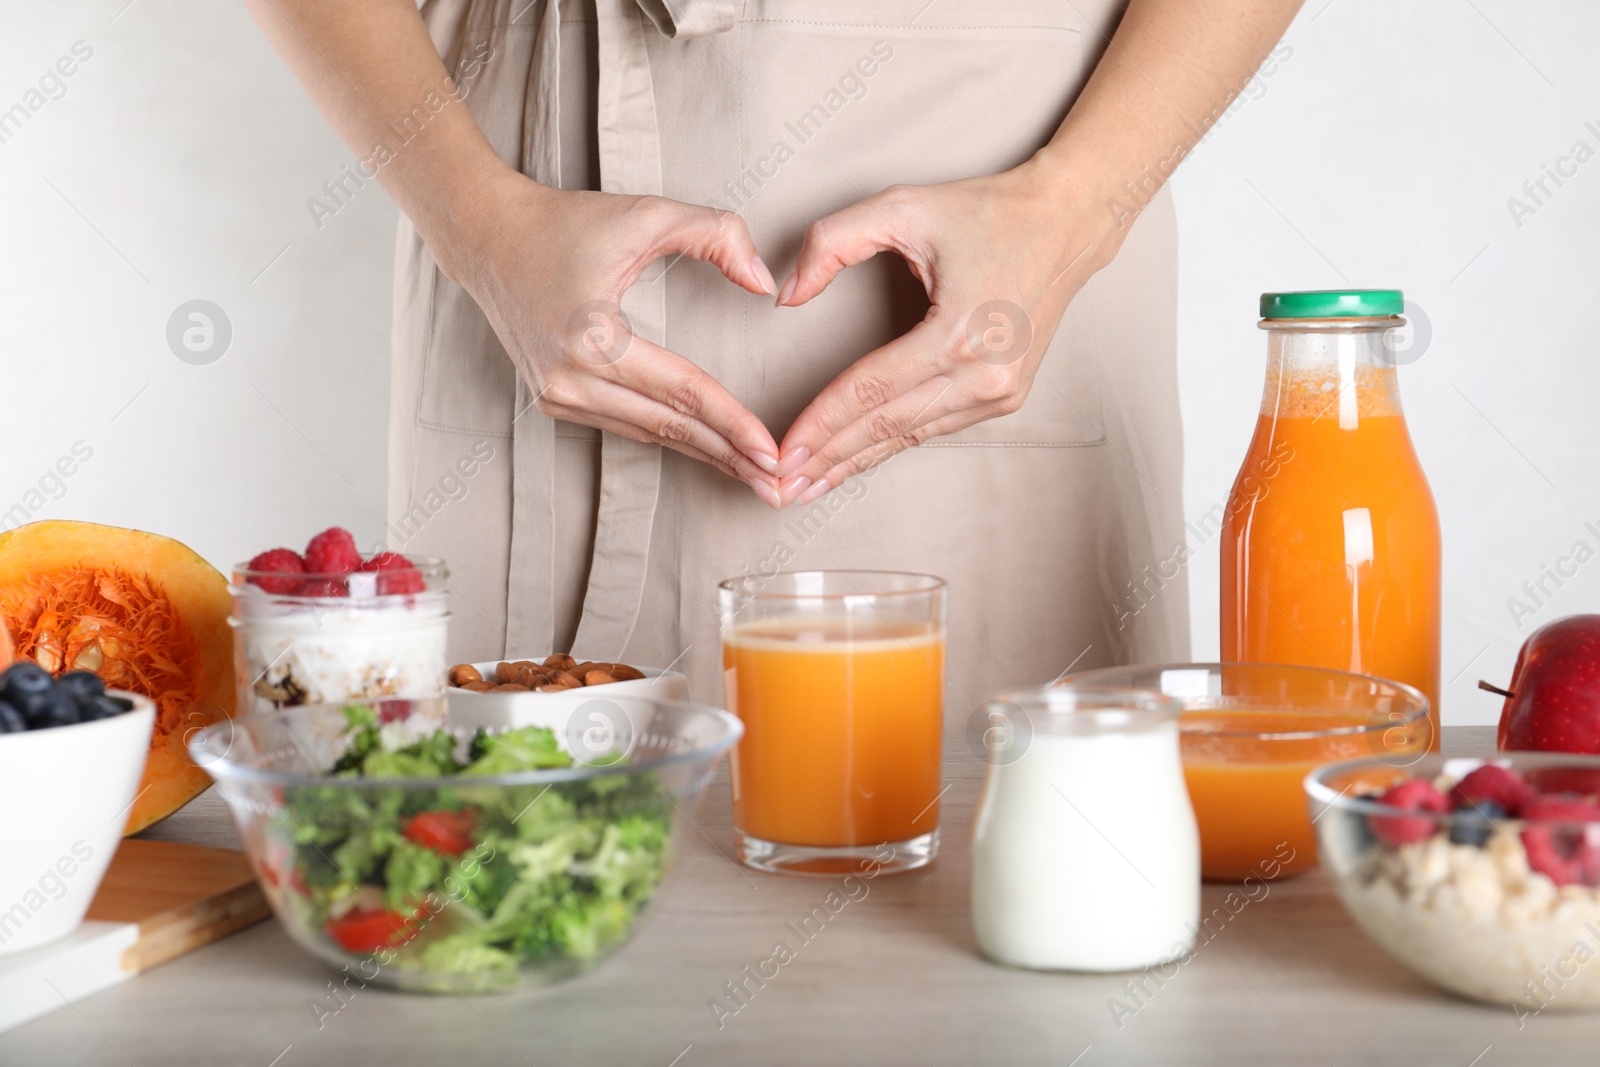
xmin=259 ymin=838 xmax=306 ymax=893
xmin=325 ymin=907 xmax=425 ymax=954
xmin=404 ymin=809 xmax=475 ymax=856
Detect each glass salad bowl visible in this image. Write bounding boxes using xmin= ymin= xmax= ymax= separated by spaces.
xmin=190 ymin=694 xmax=741 ymax=992
xmin=1307 ymin=752 xmax=1600 ymax=1009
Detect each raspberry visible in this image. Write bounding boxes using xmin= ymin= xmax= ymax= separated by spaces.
xmin=304 ymin=527 xmax=362 ymax=576
xmin=359 ymin=551 xmax=425 ymax=596
xmin=247 ymin=548 xmax=306 ymax=595
xmin=1368 ymin=778 xmax=1450 ymax=848
xmin=1451 ymin=764 xmax=1534 ymax=816
xmin=298 ymin=578 xmax=349 ymax=598
xmin=1520 ymin=797 xmax=1600 ymax=887
xmin=378 ymin=698 xmax=413 ymax=724
xmin=1526 ymin=767 xmax=1600 ymax=798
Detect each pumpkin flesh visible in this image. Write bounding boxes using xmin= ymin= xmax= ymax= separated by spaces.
xmin=0 ymin=521 xmax=235 ymax=833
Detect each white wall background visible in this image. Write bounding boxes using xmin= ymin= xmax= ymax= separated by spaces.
xmin=3 ymin=1 xmax=1597 ymax=726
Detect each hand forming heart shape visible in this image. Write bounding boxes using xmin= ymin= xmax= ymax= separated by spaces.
xmin=460 ymin=161 xmax=1114 ymax=510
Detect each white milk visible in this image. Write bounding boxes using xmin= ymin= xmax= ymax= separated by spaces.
xmin=971 ymin=722 xmax=1199 ymax=971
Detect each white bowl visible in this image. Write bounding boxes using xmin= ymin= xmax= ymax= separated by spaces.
xmin=441 ymin=655 xmax=684 ymax=739
xmin=0 ymin=693 xmax=155 ymax=957
xmin=457 ymin=659 xmax=694 ymax=700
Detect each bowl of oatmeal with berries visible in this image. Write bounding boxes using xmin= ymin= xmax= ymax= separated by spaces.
xmin=1307 ymin=752 xmax=1600 ymax=1011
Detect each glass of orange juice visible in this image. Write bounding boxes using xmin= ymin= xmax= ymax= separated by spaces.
xmin=1066 ymin=663 xmax=1431 ymax=881
xmin=718 ymin=571 xmax=946 ymax=876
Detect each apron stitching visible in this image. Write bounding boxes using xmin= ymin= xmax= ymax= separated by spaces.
xmin=414 ymin=244 xmax=443 ymax=432
xmin=736 ymin=20 xmax=1078 ymax=32
xmin=417 ymin=418 xmax=514 ymax=438
xmin=920 ymin=440 xmax=1107 ymax=449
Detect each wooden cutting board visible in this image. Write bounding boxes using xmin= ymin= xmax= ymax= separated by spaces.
xmin=0 ymin=839 xmax=270 ymax=1034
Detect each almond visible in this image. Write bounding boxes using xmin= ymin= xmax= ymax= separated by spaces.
xmin=489 ymin=683 xmax=529 ymax=692
xmin=544 ymin=653 xmax=576 ymax=671
xmin=610 ymin=664 xmax=645 ymax=681
xmin=535 ymin=684 xmax=568 ymax=693
xmin=448 ymin=663 xmax=483 ymax=686
xmin=461 ymin=680 xmax=495 ymax=693
xmin=549 ymin=670 xmax=582 ymax=688
xmin=584 ymin=670 xmax=615 ymax=686
xmin=495 ymin=661 xmax=517 ymax=684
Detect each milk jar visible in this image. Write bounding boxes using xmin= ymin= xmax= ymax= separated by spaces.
xmin=970 ymin=685 xmax=1199 ymax=971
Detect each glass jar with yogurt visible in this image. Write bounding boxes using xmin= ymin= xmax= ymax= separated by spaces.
xmin=970 ymin=685 xmax=1199 ymax=972
xmin=229 ymin=556 xmax=450 ymax=715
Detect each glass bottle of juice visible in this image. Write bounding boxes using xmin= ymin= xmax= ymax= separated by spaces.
xmin=1221 ymin=290 xmax=1441 ymax=745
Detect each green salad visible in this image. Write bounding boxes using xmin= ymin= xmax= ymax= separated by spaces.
xmin=268 ymin=705 xmax=670 ymax=989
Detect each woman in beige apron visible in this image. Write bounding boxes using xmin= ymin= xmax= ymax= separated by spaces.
xmin=249 ymin=0 xmax=1302 ymax=719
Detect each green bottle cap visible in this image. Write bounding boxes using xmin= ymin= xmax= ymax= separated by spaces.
xmin=1260 ymin=289 xmax=1404 ymax=319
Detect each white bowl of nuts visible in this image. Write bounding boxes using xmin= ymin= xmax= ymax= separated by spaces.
xmin=445 ymin=655 xmax=687 ymax=733
xmin=448 ymin=655 xmax=684 ymax=703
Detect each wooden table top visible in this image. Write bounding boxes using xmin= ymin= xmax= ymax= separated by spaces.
xmin=4 ymin=724 xmax=1597 ymax=1066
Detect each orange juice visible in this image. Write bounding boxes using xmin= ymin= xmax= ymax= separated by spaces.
xmin=1222 ymin=320 xmax=1441 ymax=744
xmin=1069 ymin=660 xmax=1433 ymax=883
xmin=1181 ymin=708 xmax=1394 ymax=880
xmin=722 ymin=620 xmax=943 ymax=848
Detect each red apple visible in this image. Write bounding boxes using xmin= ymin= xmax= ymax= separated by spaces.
xmin=1492 ymin=614 xmax=1600 ymax=753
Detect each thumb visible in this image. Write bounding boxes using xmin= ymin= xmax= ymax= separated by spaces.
xmin=650 ymin=200 xmax=777 ymax=296
xmin=777 ymin=189 xmax=916 ymax=307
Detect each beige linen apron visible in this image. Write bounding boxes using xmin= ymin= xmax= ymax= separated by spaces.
xmin=390 ymin=0 xmax=1189 ymax=721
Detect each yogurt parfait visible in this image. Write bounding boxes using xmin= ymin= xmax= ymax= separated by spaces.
xmin=230 ymin=527 xmax=449 ymax=715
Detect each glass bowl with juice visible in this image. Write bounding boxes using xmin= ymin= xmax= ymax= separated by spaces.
xmin=1066 ymin=663 xmax=1430 ymax=880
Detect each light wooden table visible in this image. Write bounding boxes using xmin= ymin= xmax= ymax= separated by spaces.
xmin=4 ymin=725 xmax=1597 ymax=1066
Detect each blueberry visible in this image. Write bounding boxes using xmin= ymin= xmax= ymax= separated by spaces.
xmin=82 ymin=695 xmax=129 ymax=721
xmin=0 ymin=662 xmax=54 ymax=720
xmin=1450 ymin=800 xmax=1506 ymax=847
xmin=0 ymin=700 xmax=24 ymax=734
xmin=56 ymin=670 xmax=105 ymax=703
xmin=30 ymin=687 xmax=81 ymax=730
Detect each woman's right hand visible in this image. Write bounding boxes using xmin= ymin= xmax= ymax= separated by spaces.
xmin=446 ymin=173 xmax=783 ymax=505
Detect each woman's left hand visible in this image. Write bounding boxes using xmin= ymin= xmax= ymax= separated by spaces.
xmin=772 ymin=160 xmax=1121 ymax=506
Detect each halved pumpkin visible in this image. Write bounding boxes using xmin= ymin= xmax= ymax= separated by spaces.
xmin=0 ymin=521 xmax=235 ymax=833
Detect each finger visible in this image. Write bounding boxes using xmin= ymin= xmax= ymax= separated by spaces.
xmin=790 ymin=394 xmax=1020 ymax=508
xmin=538 ymin=398 xmax=781 ymax=507
xmin=795 ymin=405 xmax=1003 ymax=507
xmin=907 ymin=399 xmax=1019 ymax=442
xmin=582 ymin=377 xmax=779 ymax=490
xmin=777 ymin=191 xmax=922 ymax=308
xmin=644 ymin=198 xmax=776 ymax=296
xmin=780 ymin=374 xmax=961 ymax=498
xmin=608 ymin=336 xmax=781 ymax=475
xmin=774 ymin=321 xmax=945 ymax=476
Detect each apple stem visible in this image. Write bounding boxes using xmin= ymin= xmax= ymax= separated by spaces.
xmin=1478 ymin=680 xmax=1515 ymax=699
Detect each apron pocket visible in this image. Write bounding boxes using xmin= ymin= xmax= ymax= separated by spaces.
xmin=416 ymin=273 xmax=517 ymax=437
